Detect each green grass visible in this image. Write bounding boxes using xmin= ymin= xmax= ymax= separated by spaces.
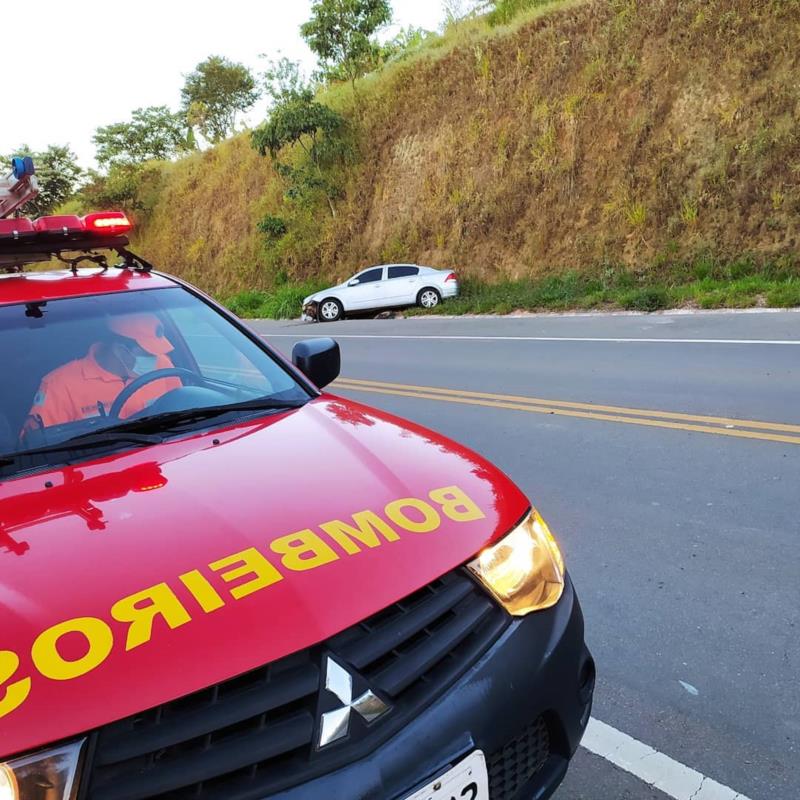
xmin=412 ymin=271 xmax=800 ymax=316
xmin=488 ymin=0 xmax=570 ymax=27
xmin=226 ymin=282 xmax=326 ymax=319
xmin=224 ymin=265 xmax=800 ymax=319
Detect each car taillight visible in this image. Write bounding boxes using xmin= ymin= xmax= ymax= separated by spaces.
xmin=83 ymin=211 xmax=132 ymax=236
xmin=445 ymin=272 xmax=457 ymax=282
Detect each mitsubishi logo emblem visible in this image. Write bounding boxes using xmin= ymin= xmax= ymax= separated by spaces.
xmin=317 ymin=656 xmax=391 ymax=748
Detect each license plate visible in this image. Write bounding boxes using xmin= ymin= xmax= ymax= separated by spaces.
xmin=403 ymin=751 xmax=489 ymax=800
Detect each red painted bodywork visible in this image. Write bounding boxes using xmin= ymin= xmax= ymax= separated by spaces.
xmin=0 ymin=269 xmax=174 ymax=306
xmin=1 ymin=400 xmax=528 ymax=757
xmin=0 ymin=272 xmax=530 ymax=759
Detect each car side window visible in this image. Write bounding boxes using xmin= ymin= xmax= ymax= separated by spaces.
xmin=357 ymin=268 xmax=384 ymax=283
xmin=167 ymin=307 xmax=271 ymax=392
xmin=387 ymin=266 xmax=419 ymax=279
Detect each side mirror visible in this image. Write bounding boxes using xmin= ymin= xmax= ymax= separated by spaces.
xmin=292 ymin=338 xmax=340 ymax=389
xmin=348 ymin=278 xmax=360 ymax=286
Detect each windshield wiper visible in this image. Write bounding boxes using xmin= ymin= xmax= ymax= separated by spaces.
xmin=0 ymin=399 xmax=303 ymax=471
xmin=88 ymin=397 xmax=305 ymax=437
xmin=0 ymin=432 xmax=164 ymax=467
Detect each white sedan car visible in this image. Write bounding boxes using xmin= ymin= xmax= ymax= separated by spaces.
xmin=302 ymin=264 xmax=459 ymax=322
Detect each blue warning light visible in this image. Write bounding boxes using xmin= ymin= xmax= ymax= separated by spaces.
xmin=11 ymin=157 xmax=35 ymax=180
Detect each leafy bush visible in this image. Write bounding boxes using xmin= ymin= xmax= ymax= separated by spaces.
xmin=257 ymin=215 xmax=288 ymax=240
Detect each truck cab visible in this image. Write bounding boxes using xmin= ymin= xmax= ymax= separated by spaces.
xmin=0 ymin=160 xmax=593 ymax=800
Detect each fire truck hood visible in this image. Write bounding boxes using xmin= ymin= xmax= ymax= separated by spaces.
xmin=0 ymin=395 xmax=528 ymax=757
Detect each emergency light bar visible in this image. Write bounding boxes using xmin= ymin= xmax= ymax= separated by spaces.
xmin=0 ymin=158 xmax=141 ymax=273
xmin=0 ymin=157 xmax=40 ymax=219
xmin=0 ymin=211 xmax=136 ymax=273
xmin=0 ymin=212 xmax=132 ymax=241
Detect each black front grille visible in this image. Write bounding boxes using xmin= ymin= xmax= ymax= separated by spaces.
xmin=84 ymin=569 xmax=508 ymax=800
xmin=487 ymin=717 xmax=551 ymax=800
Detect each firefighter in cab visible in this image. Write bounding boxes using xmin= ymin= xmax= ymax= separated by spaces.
xmin=25 ymin=314 xmax=180 ymax=432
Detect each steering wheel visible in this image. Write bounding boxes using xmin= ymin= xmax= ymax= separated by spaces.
xmin=109 ymin=368 xmax=205 ymax=419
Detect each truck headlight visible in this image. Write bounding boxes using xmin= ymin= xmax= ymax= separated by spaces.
xmin=468 ymin=510 xmax=565 ymax=616
xmin=0 ymin=740 xmax=85 ymax=800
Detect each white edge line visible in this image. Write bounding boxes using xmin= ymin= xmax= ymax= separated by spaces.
xmin=582 ymin=718 xmax=753 ymax=800
xmin=251 ymin=308 xmax=800 ymax=321
xmin=259 ymin=333 xmax=800 ymax=345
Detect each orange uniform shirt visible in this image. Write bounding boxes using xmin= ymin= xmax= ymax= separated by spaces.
xmin=26 ymin=344 xmax=181 ymax=431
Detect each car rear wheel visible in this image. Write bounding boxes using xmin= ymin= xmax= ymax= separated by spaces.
xmin=417 ymin=288 xmax=441 ymax=310
xmin=319 ymin=298 xmax=343 ymax=322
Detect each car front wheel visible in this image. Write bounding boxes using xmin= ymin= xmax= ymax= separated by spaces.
xmin=319 ymin=298 xmax=344 ymax=322
xmin=417 ymin=288 xmax=441 ymax=310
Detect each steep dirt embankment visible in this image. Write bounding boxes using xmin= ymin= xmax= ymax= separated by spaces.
xmin=135 ymin=0 xmax=800 ymax=297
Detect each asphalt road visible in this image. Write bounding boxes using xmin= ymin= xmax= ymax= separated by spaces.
xmin=251 ymin=311 xmax=799 ymax=800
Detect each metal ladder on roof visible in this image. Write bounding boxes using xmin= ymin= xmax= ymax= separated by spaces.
xmin=0 ymin=157 xmax=39 ymax=219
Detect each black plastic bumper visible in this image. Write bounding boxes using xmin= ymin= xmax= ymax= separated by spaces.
xmin=273 ymin=576 xmax=594 ymax=800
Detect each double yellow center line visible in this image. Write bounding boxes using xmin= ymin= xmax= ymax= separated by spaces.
xmin=333 ymin=377 xmax=800 ymax=446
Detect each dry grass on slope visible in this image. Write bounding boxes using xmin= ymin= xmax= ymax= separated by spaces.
xmin=135 ymin=0 xmax=800 ymax=299
xmin=325 ymin=0 xmax=800 ymax=282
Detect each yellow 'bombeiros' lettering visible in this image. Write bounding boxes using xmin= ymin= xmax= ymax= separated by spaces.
xmin=180 ymin=569 xmax=226 ymax=613
xmin=384 ymin=498 xmax=441 ymax=533
xmin=31 ymin=617 xmax=113 ymax=681
xmin=0 ymin=650 xmax=31 ymax=720
xmin=210 ymin=547 xmax=283 ymax=599
xmin=270 ymin=529 xmax=339 ymax=571
xmin=1 ymin=486 xmax=487 ymax=721
xmin=111 ymin=583 xmax=192 ymax=650
xmin=320 ymin=510 xmax=400 ymax=555
xmin=430 ymin=485 xmax=486 ymax=523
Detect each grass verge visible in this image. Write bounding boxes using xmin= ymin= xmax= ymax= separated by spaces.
xmin=225 ymin=282 xmax=327 ymax=319
xmin=225 ymin=261 xmax=800 ymax=319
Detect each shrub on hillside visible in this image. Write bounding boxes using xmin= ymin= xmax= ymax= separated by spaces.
xmin=257 ymin=215 xmax=288 ymax=240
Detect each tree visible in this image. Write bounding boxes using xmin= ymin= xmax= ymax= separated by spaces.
xmin=6 ymin=145 xmax=82 ymax=217
xmin=261 ymin=57 xmax=311 ymax=105
xmin=79 ymin=161 xmax=166 ymax=213
xmin=93 ymin=106 xmax=191 ymax=168
xmin=251 ymin=87 xmax=346 ymax=218
xmin=300 ymin=0 xmax=392 ymax=92
xmin=181 ymin=56 xmax=260 ymax=143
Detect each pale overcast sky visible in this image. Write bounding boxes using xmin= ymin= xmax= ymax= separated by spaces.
xmin=0 ymin=0 xmax=447 ymax=168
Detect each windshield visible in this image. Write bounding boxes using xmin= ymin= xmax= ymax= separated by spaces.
xmin=0 ymin=287 xmax=310 ymax=470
